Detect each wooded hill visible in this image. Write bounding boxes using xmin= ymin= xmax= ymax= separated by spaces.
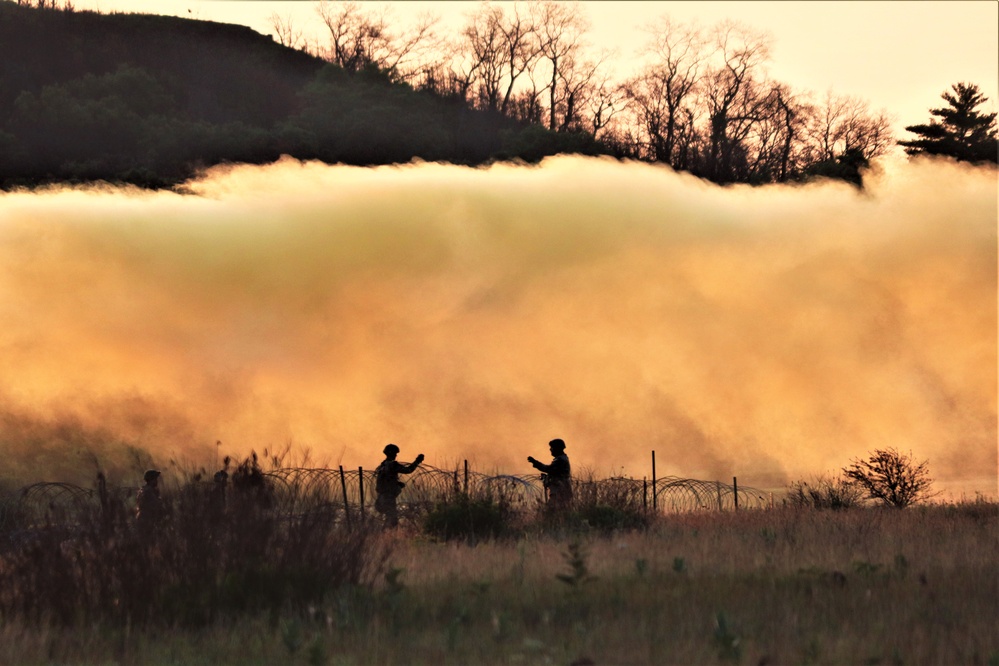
xmin=0 ymin=2 xmax=603 ymax=189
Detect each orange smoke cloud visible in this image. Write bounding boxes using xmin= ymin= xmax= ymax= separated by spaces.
xmin=0 ymin=155 xmax=995 ymax=495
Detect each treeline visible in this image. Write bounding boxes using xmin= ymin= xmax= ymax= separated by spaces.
xmin=302 ymin=1 xmax=899 ymax=185
xmin=295 ymin=1 xmax=997 ymax=181
xmin=0 ymin=1 xmax=601 ymax=189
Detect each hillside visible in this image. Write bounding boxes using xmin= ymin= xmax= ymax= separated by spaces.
xmin=0 ymin=2 xmax=602 ymax=189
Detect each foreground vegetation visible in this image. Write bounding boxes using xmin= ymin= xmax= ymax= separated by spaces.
xmin=0 ymin=456 xmax=995 ymax=665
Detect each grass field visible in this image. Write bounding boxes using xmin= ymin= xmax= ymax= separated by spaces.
xmin=1 ymin=487 xmax=996 ymax=666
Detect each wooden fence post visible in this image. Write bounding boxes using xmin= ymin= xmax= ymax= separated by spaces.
xmin=651 ymin=450 xmax=657 ymax=512
xmin=733 ymin=476 xmax=739 ymax=511
xmin=358 ymin=466 xmax=365 ymax=519
xmin=464 ymin=459 xmax=469 ymax=495
xmin=717 ymin=481 xmax=722 ymax=511
xmin=643 ymin=477 xmax=648 ymax=512
xmin=339 ymin=465 xmax=351 ymax=527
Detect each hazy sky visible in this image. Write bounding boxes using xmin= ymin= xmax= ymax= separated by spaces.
xmin=73 ymin=1 xmax=999 ymax=140
xmin=2 ymin=156 xmax=996 ymax=496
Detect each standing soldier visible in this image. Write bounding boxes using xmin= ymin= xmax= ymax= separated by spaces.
xmin=135 ymin=469 xmax=165 ymax=532
xmin=374 ymin=444 xmax=425 ymax=528
xmin=528 ymin=438 xmax=573 ymax=509
xmin=209 ymin=469 xmax=228 ymax=526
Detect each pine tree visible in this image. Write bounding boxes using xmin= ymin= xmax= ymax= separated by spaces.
xmin=899 ymin=82 xmax=997 ymax=164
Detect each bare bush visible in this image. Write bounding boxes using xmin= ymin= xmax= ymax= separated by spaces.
xmin=842 ymin=448 xmax=938 ymax=508
xmin=785 ymin=474 xmax=864 ymax=510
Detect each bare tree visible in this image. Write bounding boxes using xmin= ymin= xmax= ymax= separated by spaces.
xmin=456 ymin=3 xmax=541 ymax=114
xmin=806 ymin=91 xmax=895 ymax=163
xmin=506 ymin=88 xmax=546 ymax=126
xmin=623 ymin=16 xmax=706 ymax=164
xmin=315 ymin=1 xmax=441 ymax=82
xmin=742 ymin=82 xmax=814 ymax=182
xmin=316 ymin=1 xmax=381 ymax=72
xmin=843 ymin=448 xmax=938 ymax=508
xmin=842 ymin=105 xmax=894 ymax=160
xmin=699 ymin=21 xmax=771 ymax=181
xmin=533 ymin=1 xmax=591 ymax=132
xmin=449 ymin=1 xmax=617 ymax=135
xmin=769 ymin=84 xmax=805 ymax=180
xmin=460 ymin=3 xmax=505 ymax=109
xmin=810 ymin=90 xmax=851 ymax=162
xmin=269 ymin=11 xmax=305 ymax=50
xmin=554 ymin=49 xmax=613 ymax=133
xmin=581 ymin=70 xmax=627 ymax=140
xmin=413 ymin=43 xmax=477 ymax=103
xmin=496 ymin=4 xmax=541 ymax=116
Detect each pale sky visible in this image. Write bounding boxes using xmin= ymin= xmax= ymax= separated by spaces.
xmin=72 ymin=1 xmax=999 ymax=139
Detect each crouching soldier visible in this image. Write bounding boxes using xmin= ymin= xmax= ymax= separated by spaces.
xmin=374 ymin=444 xmax=425 ymax=528
xmin=527 ymin=438 xmax=573 ymax=510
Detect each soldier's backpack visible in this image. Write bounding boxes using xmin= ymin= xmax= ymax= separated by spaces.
xmin=375 ymin=462 xmax=401 ymax=496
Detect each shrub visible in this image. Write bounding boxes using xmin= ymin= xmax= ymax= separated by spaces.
xmin=422 ymin=493 xmax=516 ymax=543
xmin=560 ymin=475 xmax=650 ymax=534
xmin=785 ymin=475 xmax=864 ymax=510
xmin=573 ymin=503 xmax=650 ymax=532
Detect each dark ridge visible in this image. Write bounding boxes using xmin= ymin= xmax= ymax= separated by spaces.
xmin=0 ymin=3 xmax=324 ymax=124
xmin=0 ymin=2 xmax=598 ymax=190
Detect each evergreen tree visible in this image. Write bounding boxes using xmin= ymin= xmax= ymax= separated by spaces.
xmin=899 ymin=82 xmax=997 ymax=164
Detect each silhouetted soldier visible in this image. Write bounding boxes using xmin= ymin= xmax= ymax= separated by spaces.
xmin=209 ymin=469 xmax=228 ymax=525
xmin=135 ymin=469 xmax=165 ymax=533
xmin=374 ymin=444 xmax=424 ymax=528
xmin=528 ymin=438 xmax=573 ymax=509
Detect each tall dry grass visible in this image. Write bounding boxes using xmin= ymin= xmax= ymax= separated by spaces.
xmin=1 ymin=491 xmax=995 ymax=665
xmin=0 ymin=455 xmax=390 ymax=628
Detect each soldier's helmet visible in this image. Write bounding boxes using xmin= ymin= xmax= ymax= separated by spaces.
xmin=144 ymin=469 xmax=161 ymax=483
xmin=548 ymin=438 xmax=566 ymax=452
xmin=383 ymin=443 xmax=400 ymax=455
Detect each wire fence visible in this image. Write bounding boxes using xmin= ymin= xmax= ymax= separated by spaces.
xmin=0 ymin=464 xmax=771 ymax=532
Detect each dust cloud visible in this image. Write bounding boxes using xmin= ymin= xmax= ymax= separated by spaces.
xmin=0 ymin=155 xmax=995 ymax=495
